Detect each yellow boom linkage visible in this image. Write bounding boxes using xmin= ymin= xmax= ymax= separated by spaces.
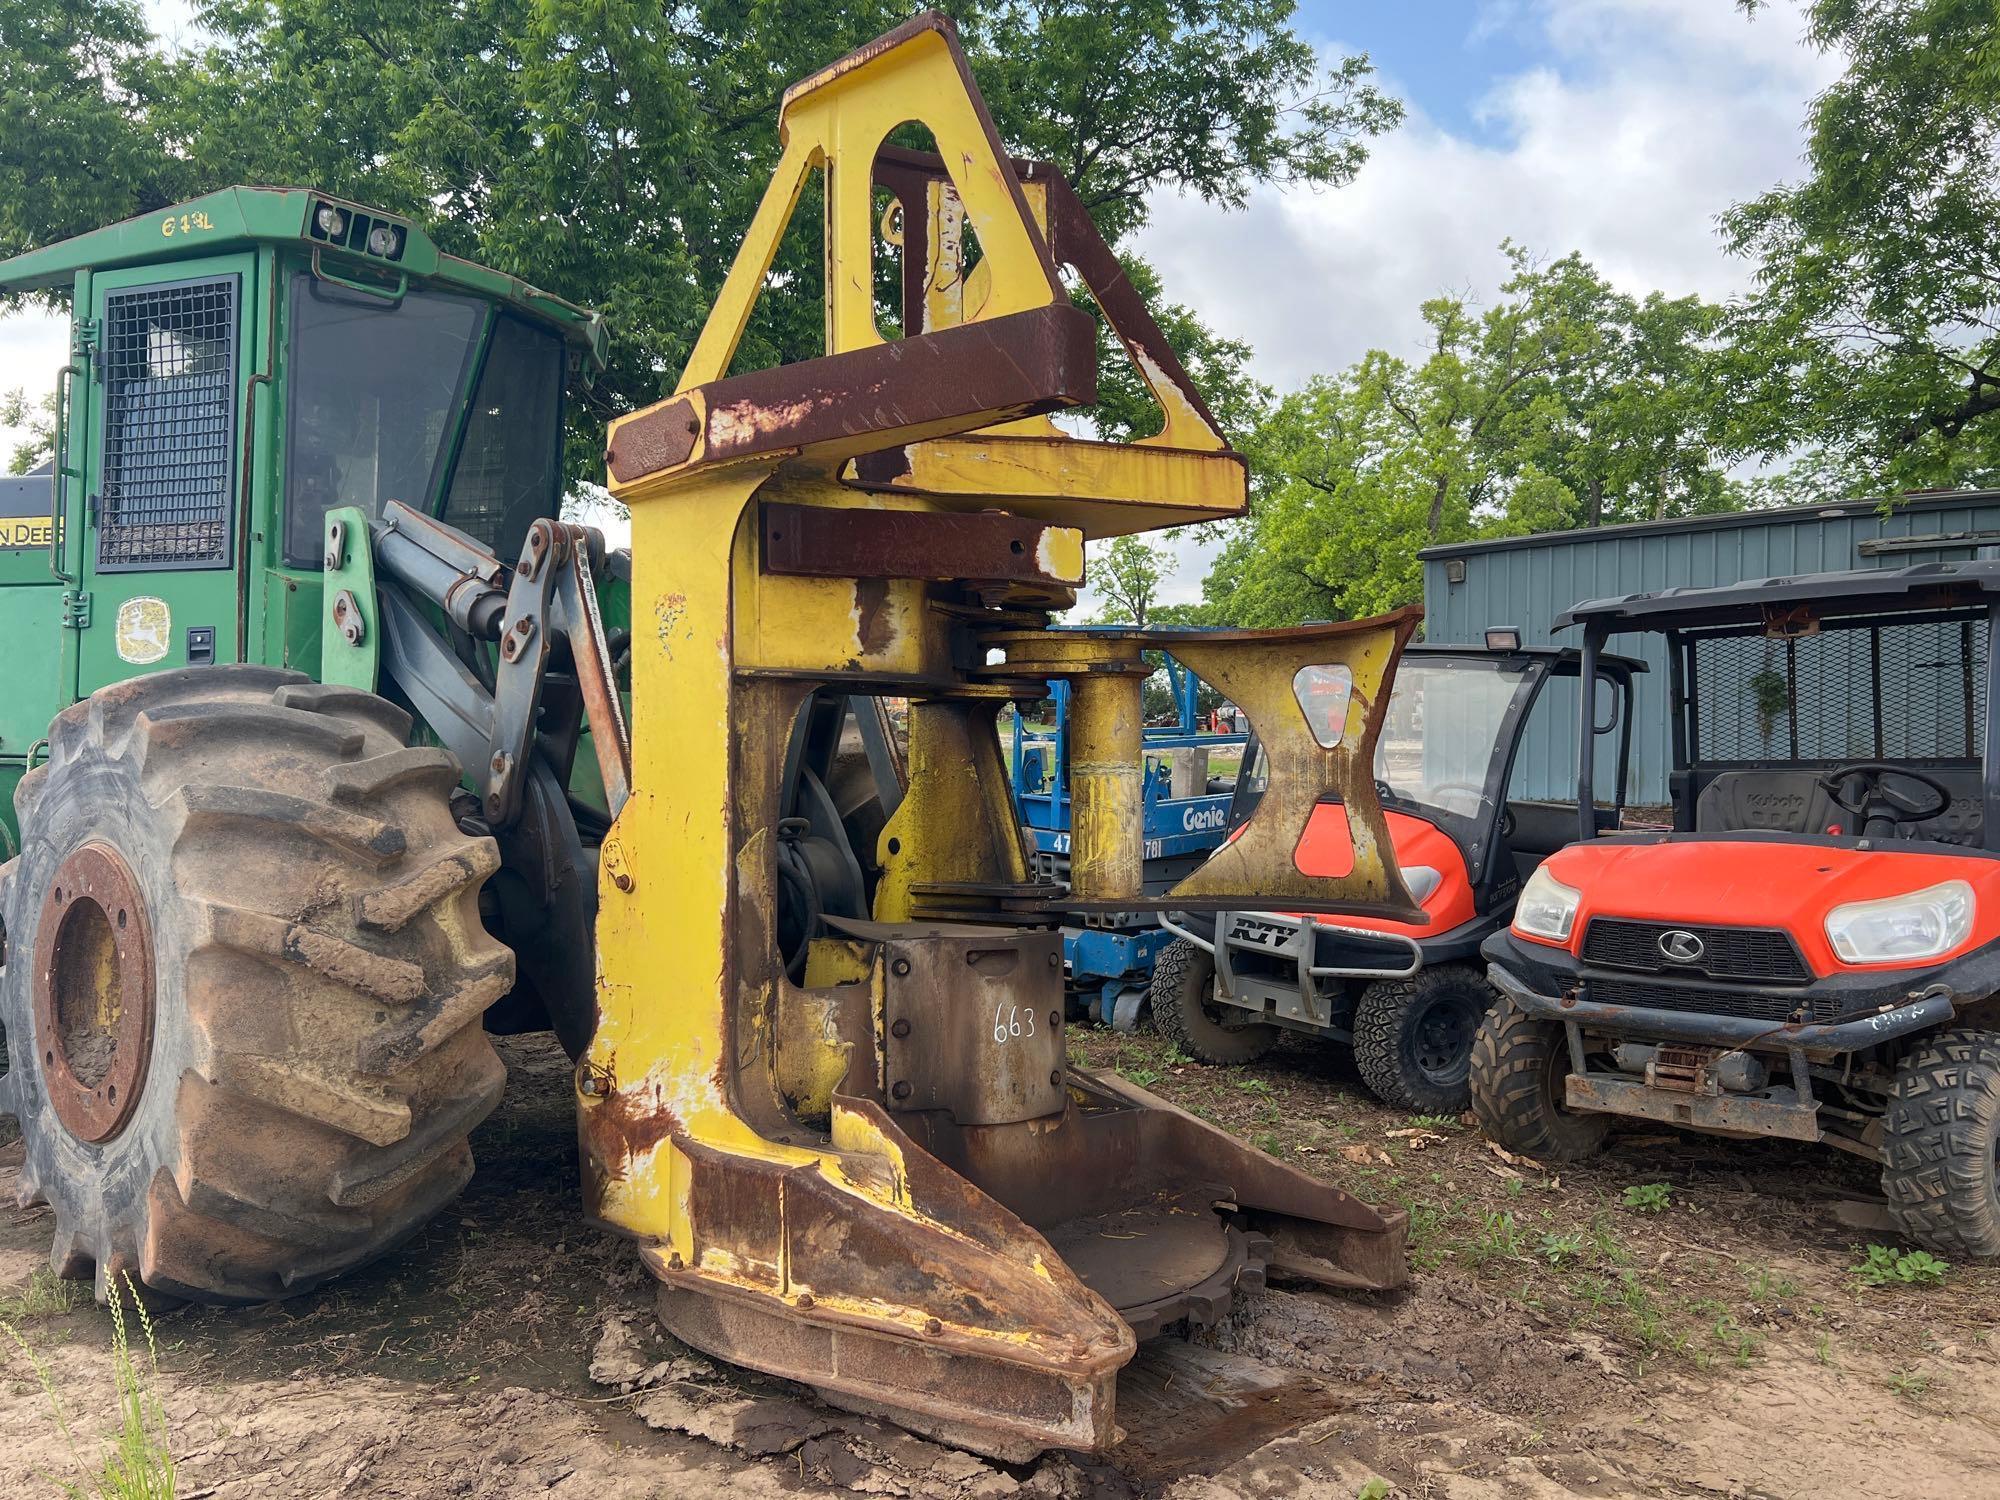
xmin=586 ymin=14 xmax=1419 ymax=1460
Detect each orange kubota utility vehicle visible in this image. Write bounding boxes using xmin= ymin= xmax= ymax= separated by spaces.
xmin=1478 ymin=564 xmax=2000 ymax=1259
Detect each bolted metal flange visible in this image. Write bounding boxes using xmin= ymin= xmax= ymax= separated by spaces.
xmin=32 ymin=843 xmax=155 ymax=1144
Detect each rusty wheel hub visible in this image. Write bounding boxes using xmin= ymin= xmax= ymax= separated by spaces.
xmin=33 ymin=844 xmax=154 ymax=1143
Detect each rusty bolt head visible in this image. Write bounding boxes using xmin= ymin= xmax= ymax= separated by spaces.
xmin=794 ymin=1292 xmax=814 ymax=1310
xmin=1049 ymin=1011 xmax=1062 ymax=1030
xmin=666 ymin=1251 xmax=684 ymax=1271
xmin=924 ymin=1318 xmax=943 ymax=1337
xmin=890 ymin=1018 xmax=911 ymax=1039
xmin=1049 ymin=1070 xmax=1062 ymax=1087
xmin=514 ymin=617 xmax=533 ymax=634
xmin=891 ymin=1080 xmax=912 ymax=1101
xmin=1047 ymin=953 xmax=1061 ymax=968
xmin=578 ymin=1072 xmax=604 ymax=1097
xmin=891 ymin=957 xmax=911 ymax=978
xmin=610 ymin=868 xmax=634 ymax=893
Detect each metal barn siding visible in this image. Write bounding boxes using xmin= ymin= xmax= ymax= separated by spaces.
xmin=1420 ymin=490 xmax=2000 ymax=804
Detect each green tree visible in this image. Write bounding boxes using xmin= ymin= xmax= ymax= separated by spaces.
xmin=1202 ymin=247 xmax=1737 ymax=626
xmin=1089 ymin=534 xmax=1172 ymax=626
xmin=0 ymin=386 xmax=55 ymax=474
xmin=0 ymin=0 xmax=1394 ymax=479
xmin=0 ymin=0 xmax=188 ymax=280
xmin=1499 ymin=276 xmax=1736 ymax=528
xmin=1725 ymin=0 xmax=2000 ymax=492
xmin=976 ymin=0 xmax=1402 ymax=243
xmin=1088 ymin=255 xmax=1271 ymax=446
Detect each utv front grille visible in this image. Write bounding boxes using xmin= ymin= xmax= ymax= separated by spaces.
xmin=1585 ymin=978 xmax=1843 ymax=1026
xmin=97 ymin=276 xmax=238 ymax=570
xmin=1582 ymin=918 xmax=1809 ymax=984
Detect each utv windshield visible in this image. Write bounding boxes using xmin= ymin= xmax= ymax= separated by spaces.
xmin=284 ymin=277 xmax=565 ymax=566
xmin=1234 ymin=656 xmax=1536 ymax=823
xmin=1377 ymin=658 xmax=1537 ymax=818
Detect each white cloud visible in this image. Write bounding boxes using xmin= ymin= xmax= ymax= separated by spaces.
xmin=0 ymin=310 xmax=68 ymax=468
xmin=1119 ymin=0 xmax=1841 ymax=607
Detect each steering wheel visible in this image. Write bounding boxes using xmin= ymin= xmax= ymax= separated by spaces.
xmin=1817 ymin=762 xmax=1952 ymax=833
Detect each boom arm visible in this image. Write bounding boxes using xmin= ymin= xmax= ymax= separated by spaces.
xmin=336 ymin=500 xmax=632 ymax=832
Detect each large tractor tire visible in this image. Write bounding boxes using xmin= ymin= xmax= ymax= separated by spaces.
xmin=1353 ymin=963 xmax=1492 ymax=1115
xmin=1149 ymin=938 xmax=1277 ymax=1066
xmin=1468 ymin=994 xmax=1607 ymax=1162
xmin=0 ymin=667 xmax=511 ymax=1304
xmin=1881 ymin=1028 xmax=2000 ymax=1260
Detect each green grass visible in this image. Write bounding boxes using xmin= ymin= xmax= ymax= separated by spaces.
xmin=1852 ymin=1245 xmax=1949 ymax=1288
xmin=1620 ymin=1182 xmax=1673 ymax=1214
xmin=0 ymin=1269 xmax=85 ymax=1321
xmin=1708 ymin=1313 xmax=1762 ymax=1367
xmin=1587 ymin=1211 xmax=1634 ymax=1266
xmin=1538 ymin=1230 xmax=1587 ymax=1268
xmin=1744 ymin=1266 xmax=1801 ymax=1301
xmin=1462 ymin=1211 xmax=1527 ymax=1271
xmin=4 ymin=1274 xmax=176 ymax=1499
xmin=1885 ymin=1367 xmax=1936 ymax=1403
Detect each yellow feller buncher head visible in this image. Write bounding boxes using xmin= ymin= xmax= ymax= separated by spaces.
xmin=588 ymin=13 xmax=1420 ymax=1460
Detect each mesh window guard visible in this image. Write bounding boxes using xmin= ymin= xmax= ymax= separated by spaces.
xmin=97 ymin=277 xmax=238 ymax=570
xmin=1689 ymin=612 xmax=1988 ymax=764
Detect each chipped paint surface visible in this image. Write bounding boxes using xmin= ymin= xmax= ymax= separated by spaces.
xmin=582 ymin=13 xmax=1412 ymax=1461
xmin=1035 ymin=525 xmax=1084 ymax=583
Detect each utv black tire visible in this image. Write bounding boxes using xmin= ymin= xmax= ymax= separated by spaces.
xmin=1468 ymin=994 xmax=1607 ymax=1162
xmin=1881 ymin=1028 xmax=2000 ymax=1260
xmin=1353 ymin=963 xmax=1494 ymax=1114
xmin=1149 ymin=938 xmax=1276 ymax=1066
xmin=0 ymin=667 xmax=511 ymax=1304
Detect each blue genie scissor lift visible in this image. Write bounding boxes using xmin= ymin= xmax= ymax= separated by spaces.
xmin=1010 ymin=645 xmax=1247 ymax=1025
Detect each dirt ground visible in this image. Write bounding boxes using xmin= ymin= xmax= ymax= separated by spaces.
xmin=1 ymin=1027 xmax=1996 ymax=1499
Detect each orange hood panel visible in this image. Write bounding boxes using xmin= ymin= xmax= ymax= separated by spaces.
xmin=1535 ymin=836 xmax=2000 ymax=976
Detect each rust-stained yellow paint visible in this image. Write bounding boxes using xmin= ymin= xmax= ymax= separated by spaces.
xmin=581 ymin=14 xmax=1408 ymax=1458
xmin=668 ymin=24 xmax=1059 ymax=403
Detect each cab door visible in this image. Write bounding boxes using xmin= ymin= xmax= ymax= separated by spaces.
xmin=73 ymin=252 xmax=258 ymax=696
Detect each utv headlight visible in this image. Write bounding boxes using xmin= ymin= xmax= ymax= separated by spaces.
xmin=1825 ymin=880 xmax=1974 ymax=965
xmin=1404 ymin=864 xmax=1443 ymax=904
xmin=1513 ymin=865 xmax=1581 ymax=944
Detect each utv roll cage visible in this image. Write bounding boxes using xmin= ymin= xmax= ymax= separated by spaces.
xmin=1558 ymin=561 xmax=2000 ymax=852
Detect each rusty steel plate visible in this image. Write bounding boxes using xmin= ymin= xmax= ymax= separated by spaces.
xmin=759 ymin=501 xmax=1083 ymax=589
xmin=605 ymin=305 xmax=1098 ymax=486
xmin=1043 ymin=1187 xmax=1270 ymax=1341
xmin=32 ymin=842 xmax=156 ymax=1143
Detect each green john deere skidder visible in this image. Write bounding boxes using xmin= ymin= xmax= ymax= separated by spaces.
xmin=0 ymin=189 xmax=642 ymax=1300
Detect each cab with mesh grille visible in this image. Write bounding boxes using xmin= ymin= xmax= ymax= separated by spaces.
xmin=0 ymin=187 xmax=611 ymax=844
xmin=1474 ymin=563 xmax=2000 ymax=1258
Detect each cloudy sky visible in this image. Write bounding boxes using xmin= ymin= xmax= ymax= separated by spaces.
xmin=0 ymin=1 xmax=1838 ymax=600
xmin=1122 ymin=0 xmax=1842 ymax=606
